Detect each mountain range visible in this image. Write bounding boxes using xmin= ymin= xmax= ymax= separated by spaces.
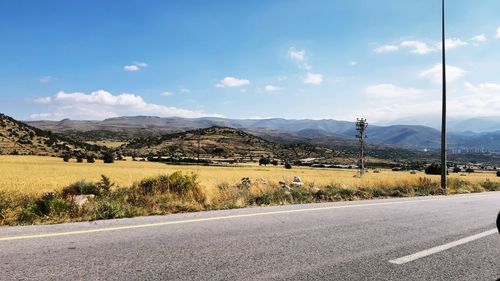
xmin=26 ymin=116 xmax=500 ymax=151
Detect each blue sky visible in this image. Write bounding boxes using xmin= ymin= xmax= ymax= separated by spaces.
xmin=1 ymin=0 xmax=500 ymax=125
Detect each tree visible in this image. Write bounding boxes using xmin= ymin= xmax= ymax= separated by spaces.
xmin=465 ymin=167 xmax=474 ymax=173
xmin=425 ymin=163 xmax=442 ymax=175
xmin=497 ymin=170 xmax=500 ymax=177
xmin=87 ymin=155 xmax=95 ymax=163
xmin=259 ymin=157 xmax=270 ymax=166
xmin=97 ymin=174 xmax=114 ymax=196
xmin=76 ymin=155 xmax=83 ymax=163
xmin=63 ymin=154 xmax=70 ymax=162
xmin=103 ymin=151 xmax=114 ymax=164
xmin=271 ymin=160 xmax=278 ymax=166
xmin=452 ymin=166 xmax=461 ymax=173
xmin=284 ymin=162 xmax=292 ymax=169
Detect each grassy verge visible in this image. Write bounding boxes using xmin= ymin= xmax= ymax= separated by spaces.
xmin=1 ymin=172 xmax=499 ymax=226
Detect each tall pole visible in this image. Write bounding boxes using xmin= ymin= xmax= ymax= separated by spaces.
xmin=356 ymin=118 xmax=368 ymax=177
xmin=441 ymin=0 xmax=447 ymax=190
xmin=197 ymin=130 xmax=201 ymax=165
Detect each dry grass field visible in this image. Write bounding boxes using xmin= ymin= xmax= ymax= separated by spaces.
xmin=1 ymin=155 xmax=498 ymax=195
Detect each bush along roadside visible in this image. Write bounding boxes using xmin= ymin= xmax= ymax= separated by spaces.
xmin=0 ymin=174 xmax=499 ymax=226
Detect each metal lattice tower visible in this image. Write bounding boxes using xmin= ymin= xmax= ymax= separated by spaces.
xmin=355 ymin=118 xmax=368 ymax=176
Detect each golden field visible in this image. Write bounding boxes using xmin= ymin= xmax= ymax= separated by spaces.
xmin=1 ymin=155 xmax=498 ymax=195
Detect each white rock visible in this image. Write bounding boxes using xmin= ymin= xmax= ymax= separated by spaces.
xmin=72 ymin=194 xmax=95 ymax=206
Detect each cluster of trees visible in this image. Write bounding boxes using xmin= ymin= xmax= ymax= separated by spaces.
xmin=62 ymin=151 xmax=114 ymax=164
xmin=259 ymin=157 xmax=292 ymax=169
xmin=425 ymin=163 xmax=478 ymax=175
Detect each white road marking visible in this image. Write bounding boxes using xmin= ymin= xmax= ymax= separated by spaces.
xmin=389 ymin=228 xmax=498 ymax=265
xmin=0 ymin=193 xmax=497 ymax=242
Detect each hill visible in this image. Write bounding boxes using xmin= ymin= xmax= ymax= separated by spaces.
xmin=0 ymin=113 xmax=103 ymax=157
xmin=121 ymin=126 xmax=355 ymax=163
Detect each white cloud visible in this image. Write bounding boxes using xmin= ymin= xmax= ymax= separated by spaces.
xmin=39 ymin=76 xmax=53 ymax=83
xmin=264 ymin=85 xmax=283 ymax=92
xmin=33 ymin=97 xmax=52 ymax=104
xmin=215 ymin=77 xmax=250 ymax=88
xmin=470 ymin=34 xmax=487 ymax=44
xmin=29 ymin=90 xmax=221 ymax=120
xmin=400 ymin=41 xmax=436 ymax=55
xmin=134 ymin=62 xmax=148 ymax=68
xmin=180 ymin=87 xmax=190 ymax=93
xmin=377 ymin=37 xmax=470 ymax=56
xmin=160 ymin=91 xmax=174 ymax=96
xmin=124 ymin=65 xmax=139 ymax=72
xmin=374 ymin=45 xmax=399 ymax=53
xmin=465 ymin=82 xmax=500 ymax=91
xmin=124 ymin=62 xmax=148 ymax=72
xmin=448 ymin=82 xmax=500 ymax=117
xmin=289 ymin=48 xmax=306 ymax=61
xmin=444 ymin=37 xmax=468 ymax=50
xmin=340 ymin=81 xmax=500 ymax=122
xmin=420 ymin=64 xmax=466 ymax=84
xmin=497 ymin=27 xmax=500 ymax=38
xmin=304 ymin=73 xmax=323 ymax=85
xmin=350 ymin=61 xmax=358 ymax=66
xmin=366 ymin=84 xmax=422 ymax=98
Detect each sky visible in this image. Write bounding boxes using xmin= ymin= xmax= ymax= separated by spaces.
xmin=1 ymin=0 xmax=500 ymax=126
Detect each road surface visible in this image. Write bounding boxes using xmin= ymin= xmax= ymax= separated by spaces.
xmin=1 ymin=192 xmax=499 ymax=280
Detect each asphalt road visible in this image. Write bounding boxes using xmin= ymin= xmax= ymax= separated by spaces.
xmin=1 ymin=192 xmax=499 ymax=281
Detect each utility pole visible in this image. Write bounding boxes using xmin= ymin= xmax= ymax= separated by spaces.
xmin=355 ymin=118 xmax=368 ymax=176
xmin=441 ymin=0 xmax=447 ymax=190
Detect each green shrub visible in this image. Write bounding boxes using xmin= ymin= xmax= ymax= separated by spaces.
xmin=92 ymin=198 xmax=126 ymax=220
xmin=248 ymin=188 xmax=289 ymax=206
xmin=253 ymin=194 xmax=272 ymax=205
xmin=97 ymin=175 xmax=114 ymax=196
xmin=481 ymin=179 xmax=500 ymax=191
xmin=35 ymin=192 xmax=74 ymax=216
xmin=291 ymin=187 xmax=312 ymax=203
xmin=414 ymin=177 xmax=439 ymax=196
xmin=17 ymin=203 xmax=39 ymax=224
xmin=392 ymin=183 xmax=414 ymax=197
xmin=363 ymin=187 xmax=387 ymax=198
xmin=321 ymin=185 xmax=356 ymax=200
xmin=135 ymin=172 xmax=204 ymax=202
xmin=213 ymin=183 xmax=249 ymax=209
xmin=61 ymin=180 xmax=100 ymax=198
xmin=447 ymin=178 xmax=484 ymax=193
xmin=0 ymin=191 xmax=10 ymax=222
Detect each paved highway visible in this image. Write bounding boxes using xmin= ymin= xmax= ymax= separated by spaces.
xmin=1 ymin=192 xmax=499 ymax=280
